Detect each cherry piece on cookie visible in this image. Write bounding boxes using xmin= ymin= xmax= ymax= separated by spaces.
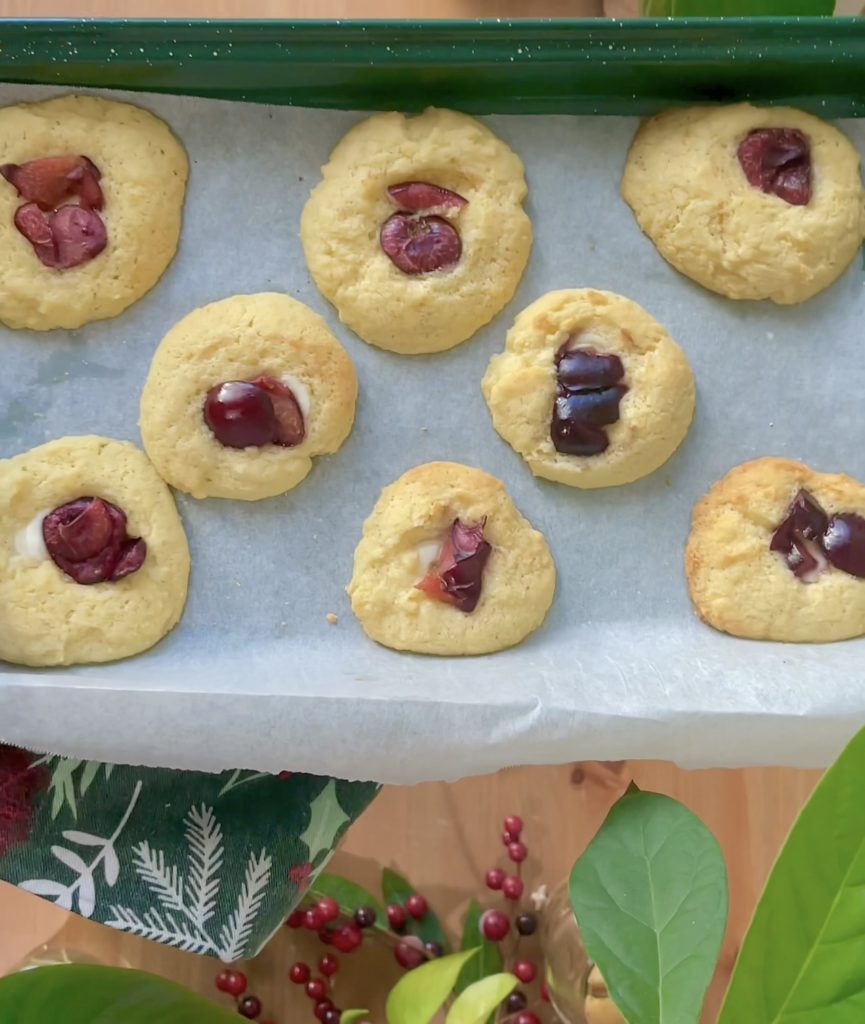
xmin=737 ymin=128 xmax=811 ymax=206
xmin=380 ymin=213 xmax=462 ymax=275
xmin=387 ymin=181 xmax=467 ymax=213
xmin=550 ymin=343 xmax=628 ymax=457
xmin=770 ymin=489 xmax=829 ymax=583
xmin=1 ymin=154 xmax=104 ymax=211
xmin=416 ymin=517 xmax=492 ymax=613
xmin=204 ymin=376 xmax=305 ymax=450
xmin=42 ymin=497 xmax=147 ymax=585
xmin=822 ymin=513 xmax=865 ymax=578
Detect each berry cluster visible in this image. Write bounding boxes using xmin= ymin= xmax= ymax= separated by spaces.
xmin=213 ymin=813 xmax=550 ymax=1023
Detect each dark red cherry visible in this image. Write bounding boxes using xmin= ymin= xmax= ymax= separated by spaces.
xmin=250 ymin=375 xmax=305 ymax=447
xmin=13 ymin=202 xmax=106 ymax=269
xmin=737 ymin=128 xmax=811 ymax=206
xmin=770 ymin=489 xmax=830 ymax=581
xmin=823 ymin=513 xmax=865 ymax=578
xmin=416 ymin=517 xmax=492 ymax=613
xmin=380 ymin=213 xmax=461 ymax=275
xmin=42 ymin=498 xmax=146 ymax=585
xmin=204 ymin=381 xmax=278 ymax=449
xmin=555 ymin=345 xmax=624 ymax=390
xmin=387 ymin=181 xmax=467 ymax=213
xmin=1 ymin=154 xmax=103 ymax=211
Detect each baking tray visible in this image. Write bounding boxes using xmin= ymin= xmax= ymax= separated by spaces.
xmin=3 ymin=19 xmax=865 ymax=783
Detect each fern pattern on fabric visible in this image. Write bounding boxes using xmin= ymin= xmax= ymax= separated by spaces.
xmin=0 ymin=746 xmax=379 ymax=961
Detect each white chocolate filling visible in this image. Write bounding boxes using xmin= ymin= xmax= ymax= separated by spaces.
xmin=14 ymin=509 xmax=50 ymax=562
xmin=281 ymin=373 xmax=311 ymax=418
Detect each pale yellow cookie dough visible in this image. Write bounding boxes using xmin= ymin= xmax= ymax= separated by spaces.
xmin=140 ymin=293 xmax=358 ymax=501
xmin=0 ymin=436 xmax=190 ymax=666
xmin=686 ymin=457 xmax=865 ymax=643
xmin=621 ymin=103 xmax=865 ymax=304
xmin=0 ymin=93 xmax=188 ymax=330
xmin=347 ymin=462 xmax=556 ymax=655
xmin=482 ymin=289 xmax=695 ymax=489
xmin=300 ymin=107 xmax=532 ymax=354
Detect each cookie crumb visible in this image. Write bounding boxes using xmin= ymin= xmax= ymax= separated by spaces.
xmin=326 ymin=612 xmax=338 ymax=625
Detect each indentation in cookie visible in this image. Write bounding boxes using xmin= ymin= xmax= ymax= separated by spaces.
xmin=550 ymin=341 xmax=628 ymax=457
xmin=737 ymin=128 xmax=811 ymax=205
xmin=203 ymin=375 xmax=305 ymax=450
xmin=770 ymin=488 xmax=865 ymax=581
xmin=415 ymin=517 xmax=491 ymax=613
xmin=42 ymin=497 xmax=146 ymax=585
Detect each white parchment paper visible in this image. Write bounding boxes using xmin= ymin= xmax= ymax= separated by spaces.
xmin=2 ymin=85 xmax=864 ymax=783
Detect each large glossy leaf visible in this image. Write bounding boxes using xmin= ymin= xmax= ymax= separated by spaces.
xmin=569 ymin=790 xmax=727 ymax=1024
xmin=386 ymin=949 xmax=478 ymax=1024
xmin=311 ymin=873 xmax=388 ymax=933
xmin=340 ymin=1011 xmax=370 ymax=1023
xmin=717 ymin=724 xmax=865 ymax=1024
xmin=445 ymin=974 xmax=517 ymax=1024
xmin=381 ymin=866 xmax=450 ymax=952
xmin=641 ymin=0 xmax=834 ymax=12
xmin=455 ymin=901 xmax=502 ymax=996
xmin=0 ymin=964 xmax=239 ymax=1023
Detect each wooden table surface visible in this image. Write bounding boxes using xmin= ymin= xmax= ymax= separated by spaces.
xmin=0 ymin=1 xmax=825 ymax=1019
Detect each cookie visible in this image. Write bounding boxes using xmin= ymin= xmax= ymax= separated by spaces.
xmin=0 ymin=94 xmax=187 ymax=330
xmin=686 ymin=457 xmax=865 ymax=642
xmin=482 ymin=289 xmax=695 ymax=489
xmin=0 ymin=435 xmax=190 ymax=666
xmin=140 ymin=293 xmax=357 ymax=501
xmin=347 ymin=462 xmax=556 ymax=655
xmin=621 ymin=103 xmax=865 ymax=304
xmin=300 ymin=108 xmax=532 ymax=354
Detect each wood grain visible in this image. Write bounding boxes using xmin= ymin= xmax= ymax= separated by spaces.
xmin=1 ymin=760 xmax=820 ymax=1021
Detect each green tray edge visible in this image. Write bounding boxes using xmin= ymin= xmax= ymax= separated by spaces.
xmin=0 ymin=18 xmax=863 ymax=115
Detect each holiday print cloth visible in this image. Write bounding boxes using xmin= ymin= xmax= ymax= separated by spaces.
xmin=0 ymin=744 xmax=379 ymax=961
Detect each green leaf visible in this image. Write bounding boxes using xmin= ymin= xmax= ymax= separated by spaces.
xmin=569 ymin=790 xmax=727 ymax=1024
xmin=641 ymin=0 xmax=833 ymax=12
xmin=386 ymin=949 xmax=478 ymax=1024
xmin=300 ymin=780 xmax=350 ymax=866
xmin=445 ymin=974 xmax=517 ymax=1024
xmin=381 ymin=867 xmax=450 ymax=952
xmin=340 ymin=1011 xmax=369 ymax=1024
xmin=0 ymin=964 xmax=239 ymax=1023
xmin=717 ymin=724 xmax=865 ymax=1024
xmin=310 ymin=873 xmax=387 ymax=932
xmin=455 ymin=902 xmax=502 ymax=996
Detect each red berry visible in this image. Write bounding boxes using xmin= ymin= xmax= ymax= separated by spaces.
xmin=318 ymin=954 xmax=339 ymax=977
xmin=507 ymin=841 xmax=528 ymax=863
xmin=304 ymin=907 xmax=325 ymax=930
xmin=289 ymin=962 xmax=310 ymax=984
xmin=485 ymin=867 xmax=505 ymax=890
xmin=516 ymin=912 xmax=538 ymax=936
xmin=502 ymin=830 xmax=518 ymax=845
xmin=504 ymin=814 xmax=523 ymax=837
xmin=540 ymin=979 xmax=550 ymax=1002
xmin=305 ymin=978 xmax=327 ymax=1001
xmin=313 ymin=1000 xmax=333 ymax=1021
xmin=237 ymin=995 xmax=262 ymax=1019
xmin=387 ymin=903 xmax=407 ymax=931
xmin=515 ymin=1013 xmax=540 ymax=1024
xmin=513 ymin=960 xmax=536 ymax=984
xmin=502 ymin=875 xmax=524 ymax=901
xmin=394 ymin=939 xmax=426 ymax=970
xmin=354 ymin=905 xmax=377 ymax=928
xmin=323 ymin=1011 xmax=342 ymax=1024
xmin=286 ymin=909 xmax=305 ymax=928
xmin=480 ymin=909 xmax=510 ymax=942
xmin=331 ymin=922 xmax=363 ymax=954
xmin=317 ymin=896 xmax=339 ymax=923
xmin=406 ymin=893 xmax=428 ymax=919
xmin=318 ymin=927 xmax=335 ymax=946
xmin=214 ymin=969 xmax=247 ymax=996
xmin=506 ymin=992 xmax=527 ymax=1013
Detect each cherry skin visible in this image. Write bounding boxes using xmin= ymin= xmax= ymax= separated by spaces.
xmin=516 ymin=912 xmax=538 ymax=936
xmin=204 ymin=381 xmax=277 ymax=449
xmin=424 ymin=941 xmax=444 ymax=958
xmin=322 ymin=1010 xmax=342 ymax=1024
xmin=318 ymin=954 xmax=339 ymax=977
xmin=354 ymin=905 xmax=377 ymax=928
xmin=313 ymin=1000 xmax=334 ymax=1021
xmin=331 ymin=923 xmax=363 ymax=954
xmin=394 ymin=939 xmax=426 ymax=970
xmin=506 ymin=992 xmax=528 ymax=1013
xmin=508 ymin=841 xmax=528 ymax=863
xmin=515 ymin=1013 xmax=541 ymax=1024
xmin=317 ymin=897 xmax=339 ymax=923
xmin=305 ymin=978 xmax=327 ymax=1001
xmin=823 ymin=513 xmax=865 ymax=577
xmin=286 ymin=910 xmax=304 ymax=928
xmin=387 ymin=903 xmax=407 ymax=931
xmin=503 ymin=814 xmax=523 ymax=837
xmin=304 ymin=907 xmax=325 ymax=931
